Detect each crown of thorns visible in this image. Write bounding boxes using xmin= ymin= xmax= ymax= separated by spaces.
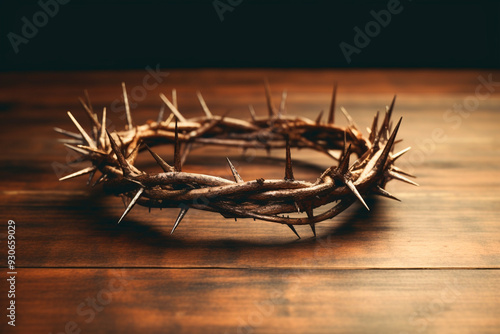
xmin=56 ymin=81 xmax=417 ymax=238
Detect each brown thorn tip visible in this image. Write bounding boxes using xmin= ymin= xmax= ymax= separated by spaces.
xmin=174 ymin=118 xmax=182 ymax=172
xmin=285 ymin=136 xmax=294 ymax=181
xmin=226 ymin=158 xmax=244 ymax=183
xmin=328 ymin=82 xmax=337 ymax=124
xmin=67 ymin=111 xmax=97 ymax=149
xmin=117 ymin=187 xmax=144 ymax=224
xmin=59 ymin=166 xmax=96 ymax=181
xmin=171 ymin=207 xmax=189 ymax=235
xmin=145 ymin=144 xmax=174 ymax=173
xmin=345 ymin=179 xmax=370 ymax=211
xmin=286 ymin=224 xmax=300 ymax=239
xmin=264 ymin=79 xmax=275 ymax=118
xmin=309 ymin=223 xmax=316 ymax=237
xmin=122 ymin=82 xmax=133 ymax=130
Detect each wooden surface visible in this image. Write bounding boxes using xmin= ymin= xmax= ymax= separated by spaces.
xmin=0 ymin=69 xmax=499 ymax=333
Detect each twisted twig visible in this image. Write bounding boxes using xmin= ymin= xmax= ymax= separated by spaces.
xmin=56 ymin=81 xmax=417 ymax=238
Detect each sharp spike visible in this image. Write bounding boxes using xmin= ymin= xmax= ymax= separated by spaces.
xmin=174 ymin=118 xmax=182 ymax=172
xmin=328 ymin=82 xmax=337 ymax=124
xmin=59 ymin=166 xmax=96 ymax=181
xmin=248 ymin=105 xmax=257 ymax=122
xmin=197 ymin=91 xmax=213 ymax=119
xmin=64 ymin=143 xmax=89 ymax=155
xmin=87 ymin=169 xmax=96 ymax=185
xmin=226 ymin=157 xmax=244 ymax=183
xmin=369 ymin=111 xmax=380 ymax=143
xmin=106 ymin=130 xmax=131 ymax=176
xmin=181 ymin=142 xmax=192 ymax=167
xmin=294 ymin=201 xmax=301 ymax=213
xmin=373 ymin=186 xmax=401 ymax=201
xmin=172 ymin=89 xmax=178 ymax=109
xmin=345 ymin=179 xmax=370 ymax=211
xmin=91 ymin=173 xmax=107 ymax=187
xmin=99 ymin=107 xmax=107 ymax=149
xmin=145 ymin=145 xmax=174 ymax=172
xmin=375 ymin=117 xmax=402 ymax=171
xmin=54 ymin=127 xmax=82 ymax=140
xmin=340 ymin=107 xmax=358 ymax=130
xmin=391 ymin=146 xmax=411 ymax=161
xmin=388 ymin=170 xmax=420 ymax=186
xmin=286 ymin=224 xmax=301 ymax=239
xmin=78 ymin=97 xmax=100 ymax=129
xmin=157 ymin=104 xmax=165 ymax=125
xmin=171 ymin=207 xmax=189 ymax=234
xmin=309 ymin=223 xmax=316 ymax=237
xmin=337 ymin=144 xmax=352 ymax=174
xmin=382 ymin=95 xmax=396 ymax=131
xmin=117 ymin=188 xmax=144 ymax=224
xmin=159 ymin=93 xmax=187 ymax=123
xmin=390 ymin=166 xmax=416 ymax=178
xmin=284 ymin=135 xmax=294 ymax=181
xmin=315 ymin=110 xmax=324 ymax=124
xmin=279 ymin=90 xmax=287 ymax=115
xmin=121 ymin=82 xmax=133 ymax=130
xmin=67 ymin=111 xmax=97 ymax=149
xmin=264 ymin=79 xmax=276 ymax=118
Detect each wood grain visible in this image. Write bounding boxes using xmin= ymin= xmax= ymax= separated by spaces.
xmin=0 ymin=69 xmax=499 ymax=333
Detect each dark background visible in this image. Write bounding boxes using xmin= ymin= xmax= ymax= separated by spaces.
xmin=1 ymin=0 xmax=499 ymax=71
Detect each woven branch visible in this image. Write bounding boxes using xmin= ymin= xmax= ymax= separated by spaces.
xmin=56 ymin=82 xmax=417 ymax=238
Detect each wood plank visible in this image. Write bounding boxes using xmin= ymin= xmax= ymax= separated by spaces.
xmin=3 ymin=268 xmax=499 ymax=334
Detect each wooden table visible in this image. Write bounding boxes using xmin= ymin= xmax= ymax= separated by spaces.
xmin=1 ymin=69 xmax=499 ymax=333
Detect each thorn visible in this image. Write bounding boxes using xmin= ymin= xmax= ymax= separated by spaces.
xmin=174 ymin=118 xmax=182 ymax=172
xmin=171 ymin=207 xmax=189 ymax=234
xmin=337 ymin=144 xmax=352 ymax=174
xmin=59 ymin=166 xmax=96 ymax=181
xmin=382 ymin=95 xmax=396 ymax=132
xmin=279 ymin=90 xmax=287 ymax=115
xmin=157 ymin=104 xmax=165 ymax=125
xmin=309 ymin=224 xmax=316 ymax=237
xmin=226 ymin=158 xmax=244 ymax=183
xmin=373 ymin=186 xmax=401 ymax=201
xmin=91 ymin=173 xmax=107 ymax=187
xmin=345 ymin=179 xmax=370 ymax=211
xmin=248 ymin=105 xmax=257 ymax=122
xmin=388 ymin=170 xmax=420 ymax=186
xmin=375 ymin=117 xmax=402 ymax=172
xmin=328 ymin=82 xmax=337 ymax=124
xmin=315 ymin=110 xmax=324 ymax=124
xmin=340 ymin=107 xmax=358 ymax=130
xmin=117 ymin=188 xmax=144 ymax=224
xmin=294 ymin=201 xmax=301 ymax=213
xmin=67 ymin=111 xmax=97 ymax=149
xmin=391 ymin=166 xmax=416 ymax=178
xmin=106 ymin=130 xmax=131 ymax=176
xmin=54 ymin=127 xmax=82 ymax=140
xmin=391 ymin=146 xmax=411 ymax=161
xmin=284 ymin=135 xmax=294 ymax=181
xmin=181 ymin=142 xmax=192 ymax=167
xmin=64 ymin=143 xmax=89 ymax=155
xmin=172 ymin=89 xmax=178 ymax=109
xmin=286 ymin=224 xmax=301 ymax=239
xmin=306 ymin=207 xmax=313 ymax=219
xmin=122 ymin=82 xmax=133 ymax=130
xmin=78 ymin=97 xmax=100 ymax=129
xmin=160 ymin=93 xmax=187 ymax=123
xmin=369 ymin=111 xmax=379 ymax=143
xmin=87 ymin=169 xmax=96 ymax=185
xmin=99 ymin=107 xmax=107 ymax=149
xmin=197 ymin=91 xmax=213 ymax=119
xmin=264 ymin=79 xmax=276 ymax=118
